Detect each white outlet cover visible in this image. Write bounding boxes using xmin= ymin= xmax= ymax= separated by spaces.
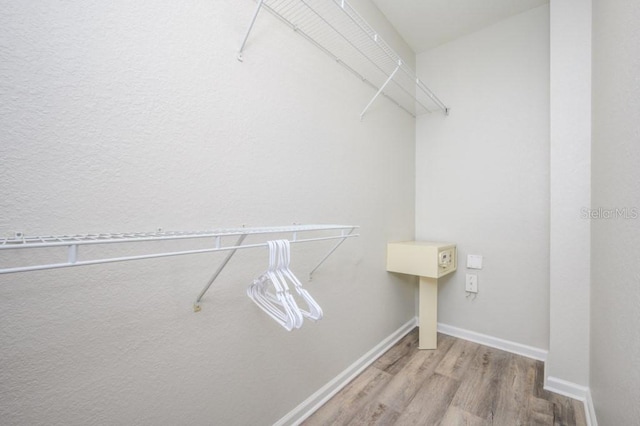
xmin=465 ymin=273 xmax=478 ymax=293
xmin=467 ymin=254 xmax=483 ymax=269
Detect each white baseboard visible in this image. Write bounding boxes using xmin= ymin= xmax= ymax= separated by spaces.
xmin=273 ymin=317 xmax=418 ymax=426
xmin=584 ymin=389 xmax=598 ymax=426
xmin=436 ymin=322 xmax=548 ymax=361
xmin=544 ymin=376 xmax=597 ymax=426
xmin=544 ymin=376 xmax=589 ymax=401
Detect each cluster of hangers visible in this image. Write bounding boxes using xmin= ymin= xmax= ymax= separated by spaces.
xmin=247 ymin=239 xmax=323 ymax=330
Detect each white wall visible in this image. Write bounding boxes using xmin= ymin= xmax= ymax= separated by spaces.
xmin=547 ymin=0 xmax=591 ymax=389
xmin=591 ymin=0 xmax=640 ymax=423
xmin=415 ymin=5 xmax=550 ymax=349
xmin=0 ymin=1 xmax=417 ymax=424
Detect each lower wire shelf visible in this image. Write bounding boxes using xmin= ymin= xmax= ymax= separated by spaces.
xmin=0 ymin=224 xmax=359 ymax=311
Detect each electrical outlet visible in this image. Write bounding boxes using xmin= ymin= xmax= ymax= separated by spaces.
xmin=465 ymin=274 xmax=478 ymax=293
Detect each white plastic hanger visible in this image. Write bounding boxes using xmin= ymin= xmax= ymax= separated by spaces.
xmin=277 ymin=239 xmax=323 ymax=321
xmin=247 ymin=241 xmax=292 ymax=330
xmin=247 ymin=241 xmax=289 ymax=329
xmin=266 ymin=240 xmax=303 ymax=329
xmin=247 ymin=240 xmax=303 ymax=330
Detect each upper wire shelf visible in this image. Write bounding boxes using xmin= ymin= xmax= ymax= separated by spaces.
xmin=238 ymin=0 xmax=449 ymax=119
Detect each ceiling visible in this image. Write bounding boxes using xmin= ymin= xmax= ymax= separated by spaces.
xmin=371 ymin=0 xmax=549 ymax=53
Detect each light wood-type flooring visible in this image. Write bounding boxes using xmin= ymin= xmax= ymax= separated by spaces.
xmin=303 ymin=329 xmax=586 ymax=426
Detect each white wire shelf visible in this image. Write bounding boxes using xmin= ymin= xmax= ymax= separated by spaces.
xmin=238 ymin=0 xmax=449 ymax=119
xmin=0 ymin=225 xmax=355 ymax=250
xmin=0 ymin=224 xmax=359 ymax=311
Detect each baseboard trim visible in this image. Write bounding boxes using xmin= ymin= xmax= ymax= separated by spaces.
xmin=273 ymin=317 xmax=418 ymax=426
xmin=436 ymin=322 xmax=548 ymax=361
xmin=584 ymin=388 xmax=598 ymax=426
xmin=544 ymin=376 xmax=589 ymax=400
xmin=544 ymin=376 xmax=597 ymax=426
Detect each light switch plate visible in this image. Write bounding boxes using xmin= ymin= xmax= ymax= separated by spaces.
xmin=467 ymin=254 xmax=483 ymax=269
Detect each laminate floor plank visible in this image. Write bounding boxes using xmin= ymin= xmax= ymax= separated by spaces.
xmin=527 ymin=396 xmax=556 ymax=425
xmin=372 ymin=328 xmax=419 ymax=375
xmin=490 ymin=352 xmax=538 ymax=425
xmin=439 ymin=405 xmax=490 ymax=426
xmin=434 ymin=337 xmax=479 ymax=380
xmin=549 ymin=394 xmax=582 ymax=426
xmin=347 ymin=401 xmax=401 ymax=426
xmin=301 ymin=366 xmax=393 ymax=426
xmin=303 ymin=328 xmax=587 ymax=426
xmin=449 ymin=345 xmax=512 ymax=421
xmin=393 ymin=372 xmax=461 ymax=425
xmin=376 ymin=334 xmax=455 ymax=412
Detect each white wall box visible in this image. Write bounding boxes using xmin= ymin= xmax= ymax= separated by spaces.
xmin=238 ymin=0 xmax=449 ymax=119
xmin=387 ymin=241 xmax=456 ymax=349
xmin=386 ymin=241 xmax=457 ymax=279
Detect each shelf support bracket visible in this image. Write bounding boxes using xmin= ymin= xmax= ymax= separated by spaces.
xmin=237 ymin=0 xmax=265 ymax=62
xmin=416 ymin=78 xmax=449 ymax=115
xmin=194 ymin=234 xmax=248 ymax=312
xmin=360 ymin=63 xmax=400 ymax=120
xmin=309 ymin=227 xmax=356 ymax=281
xmin=68 ymin=244 xmax=78 ymax=265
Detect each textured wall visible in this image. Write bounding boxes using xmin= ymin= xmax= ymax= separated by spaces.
xmin=547 ymin=0 xmax=591 ymax=388
xmin=591 ymin=0 xmax=640 ymax=423
xmin=415 ymin=5 xmax=550 ymax=350
xmin=0 ymin=1 xmax=416 ymax=424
